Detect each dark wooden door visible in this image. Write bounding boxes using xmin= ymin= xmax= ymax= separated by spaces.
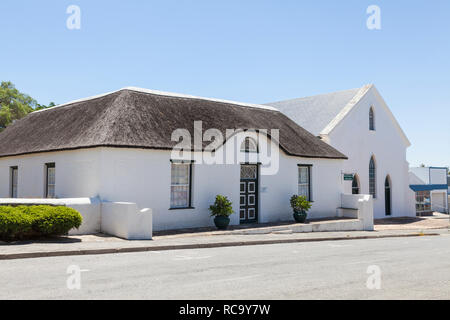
xmin=385 ymin=177 xmax=391 ymax=216
xmin=240 ymin=165 xmax=258 ymax=224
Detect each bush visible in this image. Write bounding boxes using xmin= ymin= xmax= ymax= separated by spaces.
xmin=0 ymin=205 xmax=82 ymax=241
xmin=209 ymin=195 xmax=234 ymax=218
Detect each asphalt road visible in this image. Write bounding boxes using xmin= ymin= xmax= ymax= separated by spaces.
xmin=1 ymin=235 xmax=450 ymax=300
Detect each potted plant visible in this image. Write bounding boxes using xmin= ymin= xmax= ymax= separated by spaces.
xmin=209 ymin=195 xmax=234 ymax=230
xmin=290 ymin=195 xmax=312 ymax=223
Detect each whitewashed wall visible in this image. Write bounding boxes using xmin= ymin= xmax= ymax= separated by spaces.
xmin=0 ymin=149 xmax=101 ymax=199
xmin=0 ymin=138 xmax=345 ymax=231
xmin=430 ymin=168 xmax=448 ymax=185
xmin=323 ymin=87 xmax=415 ymax=218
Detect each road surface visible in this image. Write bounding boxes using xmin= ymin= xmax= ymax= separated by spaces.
xmin=1 ymin=235 xmax=450 ymax=299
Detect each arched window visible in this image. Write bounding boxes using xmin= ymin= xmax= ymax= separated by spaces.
xmin=385 ymin=176 xmax=392 ymax=216
xmin=240 ymin=137 xmax=258 ymax=153
xmin=352 ymin=174 xmax=360 ymax=194
xmin=369 ymin=156 xmax=376 ymax=198
xmin=369 ymin=107 xmax=375 ymax=131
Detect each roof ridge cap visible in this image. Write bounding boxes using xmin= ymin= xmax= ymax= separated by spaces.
xmin=121 ymin=87 xmax=278 ymax=111
xmin=266 ymin=86 xmax=366 ymax=105
xmin=33 ymin=87 xmax=279 ymax=114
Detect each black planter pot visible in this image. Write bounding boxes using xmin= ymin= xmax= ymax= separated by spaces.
xmin=214 ymin=216 xmax=230 ymax=230
xmin=293 ymin=210 xmax=307 ymax=223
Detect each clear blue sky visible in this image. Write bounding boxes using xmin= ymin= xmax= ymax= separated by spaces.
xmin=1 ymin=0 xmax=449 ymax=167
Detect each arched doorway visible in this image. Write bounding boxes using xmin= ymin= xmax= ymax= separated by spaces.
xmin=369 ymin=156 xmax=377 ymax=198
xmin=352 ymin=174 xmax=360 ymax=194
xmin=385 ymin=176 xmax=392 ymax=216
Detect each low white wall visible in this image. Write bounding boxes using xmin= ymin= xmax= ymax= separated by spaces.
xmin=341 ymin=194 xmax=374 ymax=231
xmin=0 ymin=198 xmax=152 ymax=240
xmin=0 ymin=197 xmax=101 ymax=235
xmin=101 ymin=202 xmax=152 ymax=240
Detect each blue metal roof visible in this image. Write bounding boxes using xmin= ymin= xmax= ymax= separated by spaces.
xmin=410 ymin=184 xmax=448 ymax=192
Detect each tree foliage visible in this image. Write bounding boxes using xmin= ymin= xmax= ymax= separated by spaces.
xmin=0 ymin=81 xmax=55 ymax=131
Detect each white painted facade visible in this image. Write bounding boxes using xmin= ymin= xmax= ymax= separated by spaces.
xmin=0 ymin=134 xmax=346 ymax=231
xmin=270 ymin=85 xmax=416 ymax=219
xmin=322 ymin=87 xmax=415 ymax=219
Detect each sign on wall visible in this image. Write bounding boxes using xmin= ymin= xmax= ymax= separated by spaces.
xmin=343 ymin=174 xmax=354 ymax=181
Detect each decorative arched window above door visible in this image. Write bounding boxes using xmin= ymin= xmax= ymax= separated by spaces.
xmin=240 ymin=137 xmax=258 ymax=153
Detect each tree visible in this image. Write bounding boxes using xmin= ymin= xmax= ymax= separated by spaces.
xmin=0 ymin=81 xmax=55 ymax=131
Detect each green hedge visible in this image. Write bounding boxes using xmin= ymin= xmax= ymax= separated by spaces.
xmin=0 ymin=205 xmax=82 ymax=241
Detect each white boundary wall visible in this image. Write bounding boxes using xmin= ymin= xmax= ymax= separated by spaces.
xmin=340 ymin=194 xmax=374 ymax=231
xmin=0 ymin=198 xmax=152 ymax=240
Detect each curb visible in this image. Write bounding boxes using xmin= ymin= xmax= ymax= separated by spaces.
xmin=0 ymin=232 xmax=441 ymax=261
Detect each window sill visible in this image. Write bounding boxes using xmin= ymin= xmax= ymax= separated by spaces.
xmin=169 ymin=207 xmax=196 ymax=211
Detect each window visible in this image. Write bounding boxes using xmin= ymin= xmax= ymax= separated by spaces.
xmin=415 ymin=191 xmax=431 ymax=213
xmin=10 ymin=166 xmax=18 ymax=198
xmin=352 ymin=175 xmax=360 ymax=194
xmin=46 ymin=163 xmax=56 ymax=198
xmin=170 ymin=162 xmax=193 ymax=209
xmin=369 ymin=156 xmax=376 ymax=198
xmin=369 ymin=107 xmax=375 ymax=131
xmin=298 ymin=165 xmax=312 ymax=201
xmin=240 ymin=137 xmax=258 ymax=153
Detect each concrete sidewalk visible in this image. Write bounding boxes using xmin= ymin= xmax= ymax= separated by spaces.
xmin=1 ymin=228 xmax=448 ymax=260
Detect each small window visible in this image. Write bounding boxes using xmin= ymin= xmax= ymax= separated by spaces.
xmin=240 ymin=137 xmax=258 ymax=153
xmin=352 ymin=175 xmax=360 ymax=194
xmin=298 ymin=165 xmax=312 ymax=201
xmin=10 ymin=166 xmax=18 ymax=198
xmin=369 ymin=156 xmax=376 ymax=198
xmin=369 ymin=107 xmax=375 ymax=131
xmin=170 ymin=162 xmax=193 ymax=209
xmin=46 ymin=163 xmax=56 ymax=198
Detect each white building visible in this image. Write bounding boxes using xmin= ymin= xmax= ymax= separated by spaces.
xmin=0 ymin=87 xmax=354 ymax=232
xmin=267 ymin=84 xmax=416 ymax=219
xmin=409 ymin=167 xmax=449 ymax=215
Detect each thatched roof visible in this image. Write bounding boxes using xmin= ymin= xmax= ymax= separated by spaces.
xmin=0 ymin=88 xmax=347 ymax=159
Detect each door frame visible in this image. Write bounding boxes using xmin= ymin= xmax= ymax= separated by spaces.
xmin=239 ymin=163 xmax=259 ymax=224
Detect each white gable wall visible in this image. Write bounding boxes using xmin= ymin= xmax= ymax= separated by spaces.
xmin=324 ymin=87 xmax=415 ymax=218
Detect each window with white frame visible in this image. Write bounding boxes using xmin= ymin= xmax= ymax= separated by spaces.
xmin=170 ymin=162 xmax=192 ymax=209
xmin=10 ymin=166 xmax=18 ymax=198
xmin=298 ymin=165 xmax=312 ymax=201
xmin=46 ymin=163 xmax=56 ymax=198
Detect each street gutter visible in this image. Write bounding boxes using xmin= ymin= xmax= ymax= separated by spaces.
xmin=0 ymin=232 xmax=441 ymax=261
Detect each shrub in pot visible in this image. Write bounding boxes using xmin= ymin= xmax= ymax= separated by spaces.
xmin=290 ymin=195 xmax=312 ymax=223
xmin=209 ymin=195 xmax=234 ymax=230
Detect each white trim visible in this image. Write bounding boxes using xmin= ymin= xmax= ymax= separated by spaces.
xmin=321 ymin=84 xmax=372 ymax=136
xmin=33 ymin=87 xmax=277 ymax=114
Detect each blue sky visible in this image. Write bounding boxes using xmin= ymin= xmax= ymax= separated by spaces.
xmin=1 ymin=0 xmax=449 ymax=167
